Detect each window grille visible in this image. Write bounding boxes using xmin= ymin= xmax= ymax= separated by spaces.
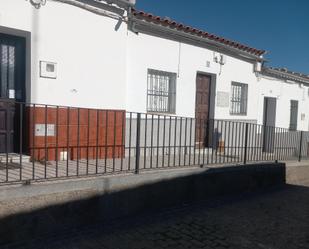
xmin=147 ymin=69 xmax=176 ymax=113
xmin=0 ymin=45 xmax=15 ymax=98
xmin=230 ymin=82 xmax=248 ymax=115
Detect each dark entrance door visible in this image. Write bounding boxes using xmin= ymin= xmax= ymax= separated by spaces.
xmin=289 ymin=100 xmax=298 ymax=131
xmin=195 ymin=74 xmax=211 ymax=147
xmin=263 ymin=97 xmax=277 ymax=153
xmin=0 ymin=33 xmax=26 ymax=153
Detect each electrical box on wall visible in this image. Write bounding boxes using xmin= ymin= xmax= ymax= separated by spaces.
xmin=35 ymin=124 xmax=55 ymax=136
xmin=60 ymin=151 xmax=68 ymax=161
xmin=40 ymin=61 xmax=57 ymax=79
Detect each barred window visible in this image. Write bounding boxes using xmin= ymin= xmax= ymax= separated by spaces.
xmin=147 ymin=69 xmax=176 ymax=113
xmin=230 ymin=82 xmax=248 ymax=115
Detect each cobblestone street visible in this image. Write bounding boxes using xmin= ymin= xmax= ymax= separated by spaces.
xmin=3 ymin=180 xmax=309 ymax=249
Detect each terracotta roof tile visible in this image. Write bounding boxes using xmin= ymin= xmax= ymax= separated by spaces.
xmin=132 ymin=9 xmax=266 ymax=56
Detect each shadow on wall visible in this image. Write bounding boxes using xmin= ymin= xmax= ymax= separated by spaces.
xmin=0 ymin=163 xmax=286 ymax=245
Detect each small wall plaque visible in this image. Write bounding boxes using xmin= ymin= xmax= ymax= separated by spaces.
xmin=216 ymin=91 xmax=230 ymax=107
xmin=40 ymin=61 xmax=57 ymax=79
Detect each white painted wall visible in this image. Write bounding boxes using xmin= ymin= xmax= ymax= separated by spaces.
xmin=1 ymin=1 xmax=308 ymax=131
xmin=126 ymin=31 xmax=259 ymax=120
xmin=0 ymin=0 xmax=127 ymax=109
xmin=126 ymin=31 xmax=309 ymax=131
xmin=257 ymin=76 xmax=309 ymax=131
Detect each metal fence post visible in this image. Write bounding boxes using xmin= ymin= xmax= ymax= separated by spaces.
xmin=244 ymin=123 xmax=249 ymax=164
xmin=135 ymin=113 xmax=141 ymax=174
xmin=298 ymin=131 xmax=303 ymax=162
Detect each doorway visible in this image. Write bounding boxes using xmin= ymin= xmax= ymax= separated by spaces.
xmin=195 ymin=73 xmax=211 ymax=147
xmin=263 ymin=97 xmax=277 ymax=153
xmin=0 ymin=33 xmax=26 ymax=153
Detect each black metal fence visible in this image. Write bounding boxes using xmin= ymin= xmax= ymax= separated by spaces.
xmin=0 ymin=99 xmax=308 ymax=184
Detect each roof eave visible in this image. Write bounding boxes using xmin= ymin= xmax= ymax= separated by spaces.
xmin=103 ymin=0 xmax=134 ymax=8
xmin=130 ymin=17 xmax=265 ymax=62
xmin=262 ymin=67 xmax=309 ymax=85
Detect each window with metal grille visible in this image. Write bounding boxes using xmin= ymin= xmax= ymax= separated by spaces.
xmin=230 ymin=82 xmax=248 ymax=115
xmin=0 ymin=44 xmax=15 ymax=99
xmin=289 ymin=100 xmax=298 ymax=131
xmin=147 ymin=69 xmax=176 ymax=113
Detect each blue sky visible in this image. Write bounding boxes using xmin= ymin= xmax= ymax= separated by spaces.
xmin=136 ymin=0 xmax=309 ymax=74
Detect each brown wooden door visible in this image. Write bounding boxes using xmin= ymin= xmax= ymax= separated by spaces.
xmin=195 ymin=74 xmax=211 ymax=147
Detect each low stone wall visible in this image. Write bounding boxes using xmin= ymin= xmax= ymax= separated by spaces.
xmin=0 ymin=162 xmax=286 ymax=245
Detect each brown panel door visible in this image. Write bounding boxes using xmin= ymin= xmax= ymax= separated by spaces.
xmin=195 ymin=74 xmax=211 ymax=147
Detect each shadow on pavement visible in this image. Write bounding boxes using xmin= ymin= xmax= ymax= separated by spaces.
xmin=0 ymin=163 xmax=287 ymax=247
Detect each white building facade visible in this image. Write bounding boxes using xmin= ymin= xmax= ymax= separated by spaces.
xmin=0 ymin=0 xmax=129 ymax=110
xmin=0 ymin=0 xmax=309 ymax=157
xmin=127 ymin=9 xmax=309 ymax=132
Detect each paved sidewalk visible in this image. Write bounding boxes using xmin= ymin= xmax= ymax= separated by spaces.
xmin=3 ymin=181 xmax=309 ymax=249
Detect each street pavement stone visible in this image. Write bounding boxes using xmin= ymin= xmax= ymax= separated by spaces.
xmin=2 ymin=182 xmax=309 ymax=249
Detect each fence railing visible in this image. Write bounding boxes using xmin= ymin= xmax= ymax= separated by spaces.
xmin=0 ymin=99 xmax=308 ymax=184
